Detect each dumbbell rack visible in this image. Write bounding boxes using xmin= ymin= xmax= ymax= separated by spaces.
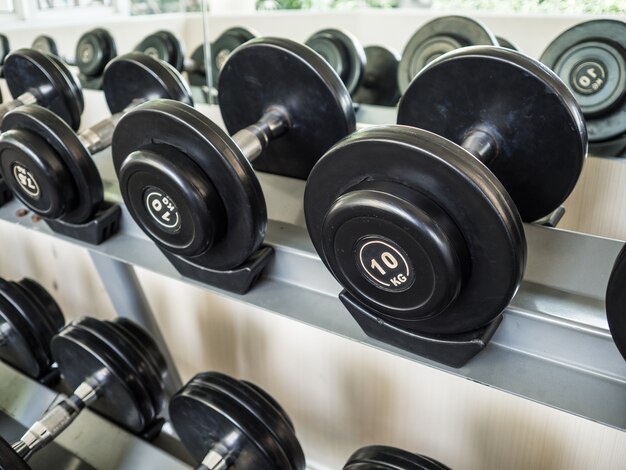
xmin=0 ymin=102 xmax=625 ymax=465
xmin=0 ymin=361 xmax=190 ymax=469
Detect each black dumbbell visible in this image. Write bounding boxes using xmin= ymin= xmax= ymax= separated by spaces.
xmin=75 ymin=28 xmax=117 ymax=89
xmin=187 ymin=26 xmax=258 ymax=94
xmin=305 ymin=28 xmax=366 ymax=96
xmin=0 ymin=48 xmax=84 ymax=208
xmin=134 ymin=30 xmax=214 ymax=91
xmin=170 ymin=371 xmax=305 ymax=469
xmin=0 ymin=52 xmax=192 ymax=244
xmin=397 ymin=15 xmax=498 ymax=92
xmin=0 ymin=316 xmax=166 ymax=468
xmin=111 ymin=37 xmax=355 ymax=293
xmin=605 ymin=244 xmax=626 ymax=363
xmin=0 ymin=49 xmax=83 ymax=130
xmin=134 ymin=30 xmax=186 ymax=72
xmin=32 ymin=30 xmax=117 ymax=90
xmin=0 ymin=278 xmax=64 ymax=379
xmin=305 ymin=46 xmax=586 ymax=367
xmin=72 ymin=28 xmax=118 ymax=90
xmin=344 ymin=446 xmax=451 ymax=469
xmin=541 ymin=19 xmax=626 ymax=157
xmin=30 ymin=34 xmax=60 ymax=56
xmin=353 ymin=45 xmax=401 ymax=106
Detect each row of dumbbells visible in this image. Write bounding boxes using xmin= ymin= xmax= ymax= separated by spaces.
xmin=0 ymin=276 xmax=450 ymax=469
xmin=3 ymin=15 xmax=624 ymax=157
xmin=0 ymin=28 xmax=622 ymax=370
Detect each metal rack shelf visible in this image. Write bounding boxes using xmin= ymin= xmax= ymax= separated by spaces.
xmin=0 ymin=135 xmax=624 ymax=433
xmin=0 ymin=362 xmax=190 ymax=470
xmin=0 ymin=101 xmax=624 ymax=442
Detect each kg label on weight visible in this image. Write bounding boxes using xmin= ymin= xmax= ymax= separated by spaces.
xmin=355 ymin=237 xmax=415 ymax=293
xmin=12 ymin=163 xmax=40 ymax=199
xmin=144 ymin=187 xmax=181 ymax=233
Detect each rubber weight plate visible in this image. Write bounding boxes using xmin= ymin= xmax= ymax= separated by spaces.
xmin=75 ymin=28 xmax=117 ymax=79
xmin=51 ymin=317 xmax=165 ymax=433
xmin=103 ymin=52 xmax=192 ymax=113
xmin=398 ymin=15 xmax=497 ymax=92
xmin=211 ymin=26 xmax=257 ymax=87
xmin=113 ymin=100 xmax=265 ymax=269
xmin=134 ymin=30 xmax=185 ymax=72
xmin=398 ymin=46 xmax=587 ymax=222
xmin=353 ymin=45 xmax=401 ymax=106
xmin=0 ymin=278 xmax=64 ymax=378
xmin=0 ymin=34 xmax=9 ymax=65
xmin=305 ymin=126 xmax=525 ymax=334
xmin=204 ymin=374 xmax=304 ymax=468
xmin=0 ymin=278 xmax=61 ymax=379
xmin=188 ymin=44 xmax=207 ymax=87
xmin=170 ymin=372 xmax=305 ymax=470
xmin=219 ymin=37 xmax=355 ymax=179
xmin=0 ymin=105 xmax=101 ymax=224
xmin=305 ymin=28 xmax=366 ymax=95
xmin=3 ymin=49 xmax=84 ymax=131
xmin=606 ymin=244 xmax=626 ymax=362
xmin=31 ymin=35 xmax=59 ymax=56
xmin=344 ymin=445 xmax=451 ymax=470
xmin=77 ymin=317 xmax=163 ymax=422
xmin=540 ymin=19 xmax=626 ymax=152
xmin=0 ymin=436 xmax=29 ymax=470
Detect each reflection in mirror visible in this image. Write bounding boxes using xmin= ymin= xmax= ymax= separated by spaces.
xmin=130 ymin=0 xmax=201 ymax=15
xmin=38 ymin=0 xmax=111 ymax=10
xmin=257 ymin=0 xmax=624 ymax=13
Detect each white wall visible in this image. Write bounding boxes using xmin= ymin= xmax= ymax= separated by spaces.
xmin=0 ymin=9 xmax=625 ymax=470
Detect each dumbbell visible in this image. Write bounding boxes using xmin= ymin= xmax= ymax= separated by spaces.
xmin=0 ymin=277 xmax=64 ymax=379
xmin=32 ymin=29 xmax=117 ymax=90
xmin=111 ymin=37 xmax=355 ymax=293
xmin=304 ymin=46 xmax=586 ymax=367
xmin=0 ymin=316 xmax=166 ymax=469
xmin=353 ymin=45 xmax=401 ymax=106
xmin=0 ymin=48 xmax=84 ymax=208
xmin=0 ymin=52 xmax=192 ymax=244
xmin=187 ymin=26 xmax=259 ymax=93
xmin=170 ymin=371 xmax=305 ymax=469
xmin=541 ymin=19 xmax=626 ymax=157
xmin=134 ymin=30 xmax=186 ymax=72
xmin=344 ymin=446 xmax=451 ymax=469
xmin=134 ymin=30 xmax=213 ymax=91
xmin=305 ymin=28 xmax=366 ymax=96
xmin=397 ymin=15 xmax=498 ymax=92
xmin=30 ymin=34 xmax=60 ymax=56
xmin=0 ymin=49 xmax=83 ymax=130
xmin=605 ymin=244 xmax=626 ymax=363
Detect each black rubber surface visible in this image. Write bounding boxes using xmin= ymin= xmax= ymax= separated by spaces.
xmin=219 ymin=37 xmax=355 ymax=179
xmin=606 ymin=244 xmax=626 ymax=363
xmin=344 ymin=445 xmax=451 ymax=470
xmin=4 ymin=49 xmax=84 ymax=131
xmin=170 ymin=372 xmax=305 ymax=470
xmin=50 ymin=317 xmax=166 ymax=433
xmin=0 ymin=436 xmax=29 ymax=470
xmin=305 ymin=125 xmax=525 ymax=334
xmin=398 ymin=46 xmax=587 ymax=222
